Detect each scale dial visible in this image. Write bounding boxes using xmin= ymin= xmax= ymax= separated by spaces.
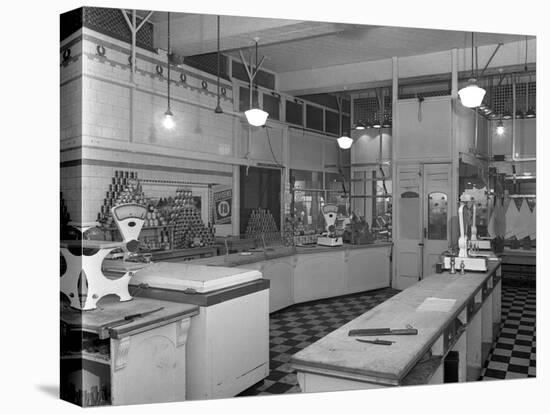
xmin=112 ymin=203 xmax=147 ymax=221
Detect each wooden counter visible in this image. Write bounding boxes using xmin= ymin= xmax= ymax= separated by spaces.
xmin=61 ymin=297 xmax=199 ymax=406
xmin=291 ymin=261 xmax=502 ymax=391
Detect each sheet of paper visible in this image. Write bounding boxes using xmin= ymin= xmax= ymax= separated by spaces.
xmin=416 ymin=297 xmax=456 ymax=312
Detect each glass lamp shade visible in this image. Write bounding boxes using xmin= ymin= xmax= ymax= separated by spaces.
xmin=372 ymin=119 xmax=381 ymax=129
xmin=458 ymin=78 xmax=486 ymax=108
xmin=502 ymin=111 xmax=513 ymax=120
xmin=353 ymin=122 xmax=366 ymax=130
xmin=337 ymin=135 xmax=353 ymax=149
xmin=163 ymin=109 xmax=175 ymax=129
xmin=245 ymin=108 xmax=269 ymax=126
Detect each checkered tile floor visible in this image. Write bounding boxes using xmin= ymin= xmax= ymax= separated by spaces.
xmin=480 ymin=283 xmax=536 ymax=380
xmin=238 ymin=281 xmax=536 ymax=396
xmin=238 ymin=288 xmax=400 ymax=396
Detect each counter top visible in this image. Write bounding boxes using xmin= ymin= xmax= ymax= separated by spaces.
xmin=61 ymin=297 xmax=199 ymax=339
xmin=192 ymin=242 xmax=392 ymax=267
xmin=291 ymin=262 xmax=500 ymax=385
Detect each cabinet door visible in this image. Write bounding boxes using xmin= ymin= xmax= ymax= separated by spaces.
xmin=294 ymin=251 xmax=347 ymax=303
xmin=110 ymin=321 xmax=187 ymax=405
xmin=347 ymin=247 xmax=390 ymax=293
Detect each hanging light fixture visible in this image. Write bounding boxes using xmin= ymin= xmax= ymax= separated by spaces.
xmin=337 ymin=96 xmax=353 ymax=149
xmin=163 ymin=12 xmax=175 ymax=129
xmin=372 ymin=116 xmax=382 ymax=129
xmin=525 ymin=73 xmax=536 ymax=118
xmin=502 ymin=109 xmax=513 ymax=120
xmin=353 ymin=121 xmax=366 ymax=130
xmin=458 ymin=32 xmax=486 ymax=108
xmin=242 ymin=38 xmax=268 ymax=127
xmin=214 ymin=16 xmax=223 ymax=114
xmin=496 ymin=119 xmax=505 ymax=135
xmin=382 ymin=115 xmax=392 ymax=128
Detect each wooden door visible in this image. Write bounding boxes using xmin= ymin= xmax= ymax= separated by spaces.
xmin=394 ymin=165 xmax=423 ymax=290
xmin=422 ymin=163 xmax=452 ymax=278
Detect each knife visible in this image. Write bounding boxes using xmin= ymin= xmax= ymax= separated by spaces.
xmin=106 ymin=307 xmax=165 ymax=330
xmin=356 ymin=338 xmax=394 ymax=346
xmin=348 ymin=327 xmax=418 ymax=336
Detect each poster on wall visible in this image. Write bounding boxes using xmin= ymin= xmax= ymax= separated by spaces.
xmin=213 ymin=185 xmax=232 ymax=225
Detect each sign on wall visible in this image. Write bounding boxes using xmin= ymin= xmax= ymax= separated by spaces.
xmin=213 ymin=186 xmax=232 ymax=225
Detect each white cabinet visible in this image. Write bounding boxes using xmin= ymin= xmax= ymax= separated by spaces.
xmin=294 ymin=250 xmax=347 ymax=303
xmin=347 ymin=247 xmax=390 ymax=293
xmin=241 ymin=257 xmax=294 ymax=313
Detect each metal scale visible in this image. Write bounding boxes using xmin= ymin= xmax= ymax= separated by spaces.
xmin=317 ymin=204 xmax=344 ymax=247
xmin=60 ymin=203 xmax=148 ymax=310
xmin=443 ymin=202 xmax=488 ymax=272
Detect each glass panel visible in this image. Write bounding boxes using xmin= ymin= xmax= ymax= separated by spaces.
xmin=325 ymin=111 xmax=339 ymax=135
xmin=263 ymin=93 xmax=280 ymax=121
xmin=427 ymin=192 xmax=448 ymax=240
xmin=286 ymin=100 xmax=303 ymax=126
xmin=399 ymin=191 xmax=420 ymax=239
xmin=306 ymin=104 xmax=324 ymax=131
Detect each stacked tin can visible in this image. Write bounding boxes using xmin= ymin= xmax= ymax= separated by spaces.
xmin=98 ymin=170 xmax=145 ymax=227
xmin=245 ymin=208 xmax=281 ymax=244
xmin=170 ymin=187 xmax=215 ymax=249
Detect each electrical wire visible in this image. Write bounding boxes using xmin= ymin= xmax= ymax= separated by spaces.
xmin=265 ymin=126 xmax=284 ymax=168
xmin=167 ymin=12 xmax=171 ymax=110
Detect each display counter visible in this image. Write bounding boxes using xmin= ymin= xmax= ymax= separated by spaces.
xmin=60 ymin=297 xmax=198 ymax=406
xmin=291 ymin=261 xmax=502 ymax=391
xmin=192 ymin=242 xmax=392 ymax=312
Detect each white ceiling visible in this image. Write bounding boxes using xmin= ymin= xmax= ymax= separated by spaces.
xmin=148 ymin=12 xmax=531 ymax=74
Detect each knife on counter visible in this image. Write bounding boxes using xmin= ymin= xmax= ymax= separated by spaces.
xmin=348 ymin=327 xmax=418 ymax=337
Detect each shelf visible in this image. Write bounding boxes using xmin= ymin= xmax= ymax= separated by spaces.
xmin=402 ymin=356 xmax=443 ymax=385
xmin=61 ymin=351 xmax=110 ymax=365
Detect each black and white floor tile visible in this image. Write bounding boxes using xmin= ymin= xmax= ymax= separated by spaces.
xmin=238 ymin=280 xmax=536 ymax=397
xmin=480 ymin=284 xmax=536 ymax=380
xmin=238 ymin=288 xmax=400 ymax=396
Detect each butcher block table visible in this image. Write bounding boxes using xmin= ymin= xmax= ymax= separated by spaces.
xmin=60 ymin=296 xmax=198 ymax=406
xmin=291 ymin=261 xmax=502 ymax=391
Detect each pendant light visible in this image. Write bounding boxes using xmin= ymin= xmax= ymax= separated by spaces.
xmin=163 ymin=12 xmax=175 ymax=129
xmin=496 ymin=118 xmax=504 ymax=135
xmin=458 ymin=32 xmax=486 ymax=108
xmin=353 ymin=121 xmax=366 ymax=130
xmin=337 ymin=96 xmax=353 ymax=149
xmin=244 ymin=39 xmax=268 ymax=126
xmin=525 ymin=73 xmax=535 ymax=118
xmin=214 ymin=16 xmax=223 ymax=114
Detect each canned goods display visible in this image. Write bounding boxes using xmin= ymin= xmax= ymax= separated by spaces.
xmin=245 ymin=208 xmax=281 ymax=245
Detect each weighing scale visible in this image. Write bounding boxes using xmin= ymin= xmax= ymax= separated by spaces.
xmin=443 ymin=202 xmax=487 ymax=272
xmin=317 ymin=204 xmax=343 ymax=247
xmin=60 ymin=203 xmax=148 ymax=310
xmin=469 ymin=202 xmax=492 ymax=250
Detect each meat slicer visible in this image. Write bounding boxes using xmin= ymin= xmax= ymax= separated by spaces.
xmin=317 ymin=204 xmax=343 ymax=247
xmin=60 ymin=203 xmax=148 ymax=310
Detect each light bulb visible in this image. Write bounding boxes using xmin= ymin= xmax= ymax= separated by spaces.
xmin=496 ymin=121 xmax=504 ymax=136
xmin=163 ymin=109 xmax=175 ymax=129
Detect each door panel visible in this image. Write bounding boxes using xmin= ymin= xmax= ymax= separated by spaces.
xmin=422 ymin=164 xmax=452 ymax=278
xmin=394 ymin=165 xmax=422 ymax=290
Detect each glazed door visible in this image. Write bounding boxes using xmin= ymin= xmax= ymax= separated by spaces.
xmin=421 ymin=163 xmax=451 ymax=278
xmin=394 ymin=165 xmax=423 ymax=290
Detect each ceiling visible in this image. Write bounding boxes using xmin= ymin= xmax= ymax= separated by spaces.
xmin=147 ymin=12 xmax=531 ymax=74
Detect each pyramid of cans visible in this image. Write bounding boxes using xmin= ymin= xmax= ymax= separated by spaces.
xmin=98 ymin=170 xmax=146 ymax=227
xmin=170 ymin=188 xmax=215 ymax=249
xmin=245 ymin=208 xmax=280 ymax=243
